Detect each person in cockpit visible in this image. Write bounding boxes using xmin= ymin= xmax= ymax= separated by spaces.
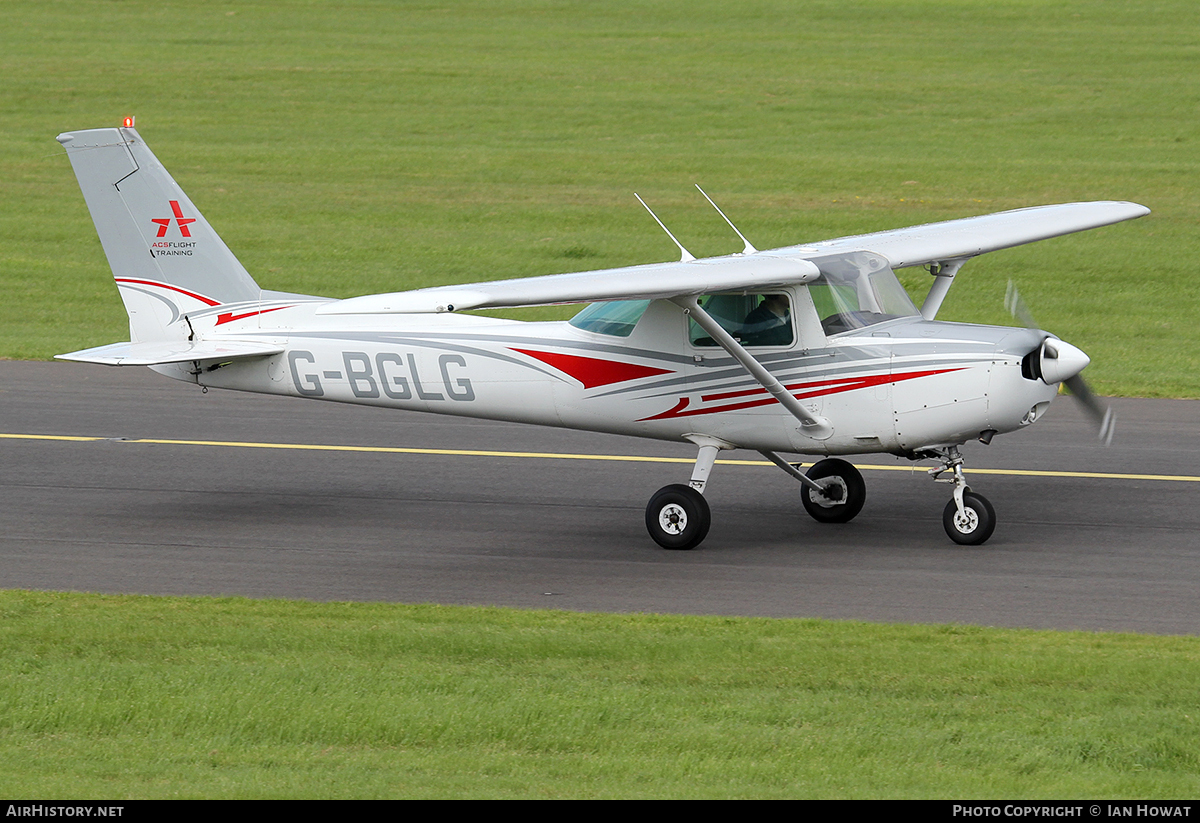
xmin=741 ymin=293 xmax=792 ymax=346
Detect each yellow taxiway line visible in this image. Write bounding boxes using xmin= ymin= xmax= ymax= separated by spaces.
xmin=3 ymin=432 xmax=1199 ymax=483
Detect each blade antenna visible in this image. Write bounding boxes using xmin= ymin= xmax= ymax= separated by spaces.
xmin=696 ymin=184 xmax=757 ymax=254
xmin=634 ymin=193 xmax=695 ymax=262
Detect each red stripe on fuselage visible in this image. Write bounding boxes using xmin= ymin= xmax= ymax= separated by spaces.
xmin=639 ymin=367 xmax=964 ymax=421
xmin=114 ymin=279 xmax=292 ymax=323
xmin=700 ymin=372 xmax=898 ymax=403
xmin=114 ymin=278 xmax=220 ymax=306
xmin=216 ymin=306 xmax=292 ymax=325
xmin=511 ymin=348 xmax=674 ymax=389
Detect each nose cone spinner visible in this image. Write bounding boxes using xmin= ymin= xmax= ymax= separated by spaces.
xmin=1039 ymin=339 xmax=1090 ymax=385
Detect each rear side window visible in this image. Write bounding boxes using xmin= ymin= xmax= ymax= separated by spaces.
xmin=569 ymin=300 xmax=651 ymax=337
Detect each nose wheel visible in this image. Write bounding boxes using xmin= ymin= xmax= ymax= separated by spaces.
xmin=924 ymin=446 xmax=997 ymax=545
xmin=942 ymin=491 xmax=996 ymax=545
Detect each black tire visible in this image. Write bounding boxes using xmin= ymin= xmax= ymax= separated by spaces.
xmin=800 ymin=458 xmax=866 ymax=523
xmin=645 ymin=484 xmax=711 ymax=550
xmin=942 ymin=491 xmax=996 ymax=545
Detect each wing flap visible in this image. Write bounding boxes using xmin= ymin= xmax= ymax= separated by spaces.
xmin=56 ymin=339 xmax=284 ymax=366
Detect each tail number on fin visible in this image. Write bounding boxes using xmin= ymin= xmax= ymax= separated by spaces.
xmin=287 ymin=350 xmax=475 ymax=402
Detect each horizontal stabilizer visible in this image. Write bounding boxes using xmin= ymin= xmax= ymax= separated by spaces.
xmin=56 ymin=339 xmax=283 ymax=367
xmin=318 ymin=254 xmax=822 ymax=315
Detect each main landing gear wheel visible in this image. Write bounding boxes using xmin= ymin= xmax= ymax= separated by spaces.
xmin=646 ymin=484 xmax=711 ymax=550
xmin=800 ymin=458 xmax=866 ymax=523
xmin=942 ymin=491 xmax=996 ymax=546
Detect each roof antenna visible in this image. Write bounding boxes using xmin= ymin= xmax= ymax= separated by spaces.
xmin=696 ymin=184 xmax=757 ymax=254
xmin=634 ymin=193 xmax=695 ymax=262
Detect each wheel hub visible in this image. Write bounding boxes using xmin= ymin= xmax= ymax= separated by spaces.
xmin=953 ymin=508 xmax=979 ymax=534
xmin=811 ymin=477 xmax=848 ymax=508
xmin=658 ymin=504 xmax=687 ymax=534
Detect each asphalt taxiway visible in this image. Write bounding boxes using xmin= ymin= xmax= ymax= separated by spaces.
xmin=3 ymin=360 xmax=1197 ymax=634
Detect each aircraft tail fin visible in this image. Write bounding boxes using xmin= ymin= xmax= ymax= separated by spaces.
xmin=57 ymin=127 xmax=263 ymax=343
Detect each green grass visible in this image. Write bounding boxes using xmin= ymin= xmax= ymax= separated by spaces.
xmin=2 ymin=0 xmax=1197 ymax=394
xmin=1 ymin=590 xmax=1199 ymax=798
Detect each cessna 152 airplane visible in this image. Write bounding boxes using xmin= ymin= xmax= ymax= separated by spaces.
xmin=55 ymin=126 xmax=1149 ymax=548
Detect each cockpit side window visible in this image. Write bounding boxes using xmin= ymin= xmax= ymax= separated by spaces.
xmin=688 ymin=293 xmax=794 ymax=347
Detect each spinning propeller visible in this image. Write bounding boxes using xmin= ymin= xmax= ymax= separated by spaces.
xmin=1005 ymin=281 xmax=1116 ymax=445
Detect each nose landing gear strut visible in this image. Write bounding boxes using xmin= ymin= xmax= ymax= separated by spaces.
xmin=922 ymin=445 xmax=996 ymax=545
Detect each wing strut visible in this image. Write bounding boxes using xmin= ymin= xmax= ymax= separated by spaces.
xmin=919 ymin=258 xmax=968 ymax=320
xmin=671 ymin=295 xmax=833 ymax=441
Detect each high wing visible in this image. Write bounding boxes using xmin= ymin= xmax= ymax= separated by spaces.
xmin=318 ymin=254 xmax=821 ymax=315
xmin=766 ymin=200 xmax=1150 ymax=270
xmin=319 ymin=201 xmax=1149 ymax=315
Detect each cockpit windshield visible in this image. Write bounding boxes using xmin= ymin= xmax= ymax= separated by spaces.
xmin=806 ymin=250 xmax=919 ymax=335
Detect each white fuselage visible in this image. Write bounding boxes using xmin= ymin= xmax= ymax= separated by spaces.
xmin=154 ymin=293 xmax=1060 ymax=458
